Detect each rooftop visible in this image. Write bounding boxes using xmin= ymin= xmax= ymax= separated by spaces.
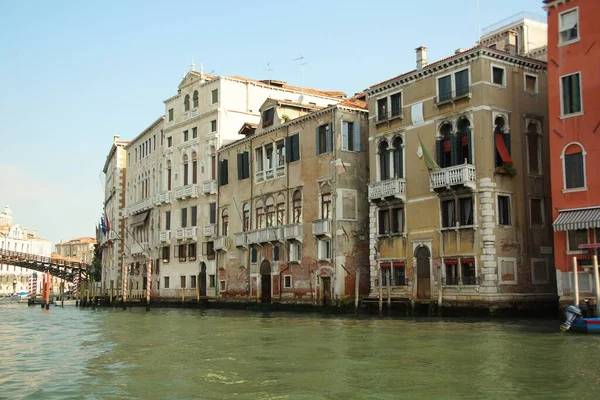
xmin=481 ymin=12 xmax=546 ymax=37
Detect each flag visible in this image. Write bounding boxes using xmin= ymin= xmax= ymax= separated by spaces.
xmin=104 ymin=207 xmax=111 ymax=233
xmin=101 ymin=216 xmax=107 ymax=236
xmin=418 ymin=135 xmax=440 ymax=171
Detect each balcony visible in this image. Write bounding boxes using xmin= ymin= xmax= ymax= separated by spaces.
xmin=158 ymin=191 xmax=172 ymax=204
xmin=247 ymin=230 xmax=260 ymax=244
xmin=375 ymin=110 xmax=404 ymax=125
xmin=429 ymin=164 xmax=476 ymax=191
xmin=160 ymin=231 xmax=171 ymax=242
xmin=175 ymin=228 xmax=185 ymax=240
xmin=204 ymin=224 xmax=216 ymax=237
xmin=312 ymin=219 xmax=332 ymax=238
xmin=255 ymin=166 xmax=285 ymax=183
xmin=283 ymin=223 xmax=303 ymax=242
xmin=129 ymin=197 xmax=153 ymax=216
xmin=185 ymin=227 xmax=197 ymax=240
xmin=368 ymin=178 xmax=406 ymax=202
xmin=130 ymin=242 xmax=148 ymax=256
xmin=213 ymin=236 xmax=229 ymax=252
xmin=202 ymin=180 xmax=217 ymax=195
xmin=234 ymin=232 xmax=248 ymax=248
xmin=435 ymin=86 xmax=472 ymax=107
xmin=174 ymin=184 xmax=199 ymax=200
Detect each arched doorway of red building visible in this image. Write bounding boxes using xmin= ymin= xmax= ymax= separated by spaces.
xmin=260 ymin=260 xmax=271 ymax=303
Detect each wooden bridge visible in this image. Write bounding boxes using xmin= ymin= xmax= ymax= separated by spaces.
xmin=0 ymin=249 xmax=88 ymax=282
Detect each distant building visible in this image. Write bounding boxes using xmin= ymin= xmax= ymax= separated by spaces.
xmin=0 ymin=205 xmax=52 ymax=294
xmin=544 ymin=0 xmax=600 ymax=303
xmin=55 ymin=237 xmax=96 ymax=264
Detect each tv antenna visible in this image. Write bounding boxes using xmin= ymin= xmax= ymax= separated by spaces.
xmin=293 ymin=55 xmax=307 ymax=88
xmin=265 ymin=62 xmax=274 ymax=80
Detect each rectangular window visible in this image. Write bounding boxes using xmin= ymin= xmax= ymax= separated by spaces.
xmin=218 ymin=159 xmax=229 ymax=186
xmin=162 ymin=246 xmax=170 ymax=263
xmin=342 ymin=121 xmax=360 ymax=152
xmin=284 ymin=275 xmax=292 ymax=288
xmin=167 ymin=137 xmax=173 ymax=148
xmin=445 ymin=259 xmax=459 ymax=285
xmin=211 ymin=89 xmax=219 ymax=104
xmin=568 ymin=229 xmax=588 ymax=251
xmin=153 ymin=135 xmax=156 ymax=150
xmin=190 ymin=275 xmax=197 ymax=289
xmin=183 ymin=130 xmax=189 ymax=142
xmin=178 ymin=244 xmax=187 ymax=262
xmin=251 ymin=246 xmax=258 ymax=263
xmin=209 ymin=275 xmax=216 ymax=288
xmin=285 ymin=133 xmax=301 ymax=162
xmin=565 ymin=152 xmax=585 ymax=189
xmin=188 ymin=243 xmax=197 ymax=261
xmin=181 ymin=208 xmax=187 ymax=228
xmin=206 ymin=241 xmax=215 ymax=260
xmin=318 ymin=240 xmax=331 ymax=260
xmin=393 ymin=263 xmax=406 ymax=286
xmin=219 ymin=280 xmax=226 ymax=292
xmin=527 ymin=128 xmax=541 ymax=175
xmin=561 ymin=73 xmax=582 ymax=115
xmin=454 ymin=69 xmax=469 ymax=96
xmin=192 ymin=127 xmax=197 ymax=139
xmin=492 ymin=66 xmax=505 ymax=86
xmin=498 ymin=195 xmax=511 ymax=226
xmin=459 ymin=197 xmax=473 ymax=226
xmin=164 ymin=276 xmax=170 ymax=288
xmin=290 ymin=243 xmax=301 ymax=262
xmin=180 ymin=275 xmax=186 ymax=289
xmin=530 ymin=198 xmax=544 ymax=227
xmin=211 ymin=119 xmax=217 ymax=132
xmin=461 ymin=260 xmax=477 ymax=285
xmin=441 ymin=199 xmax=455 ymax=228
xmin=525 ymin=74 xmax=538 ymax=93
xmin=262 ymin=108 xmax=275 ymax=127
xmin=168 ymin=108 xmax=173 ymax=121
xmin=438 ymin=75 xmax=452 ymax=101
xmin=499 ymin=257 xmax=517 ymax=284
xmin=390 ymin=93 xmax=402 ymax=117
xmin=191 ymin=206 xmax=197 ymax=226
xmin=559 ymin=8 xmax=579 ymax=44
xmin=237 ymin=151 xmax=250 ymax=180
xmin=209 ymin=202 xmax=216 ymax=224
xmin=377 ymin=98 xmax=388 ymax=121
xmin=316 ymin=124 xmax=332 ymax=155
xmin=381 ymin=266 xmax=391 ymax=286
xmin=166 ymin=211 xmax=171 ymax=230
xmin=273 ymin=245 xmax=280 ymax=261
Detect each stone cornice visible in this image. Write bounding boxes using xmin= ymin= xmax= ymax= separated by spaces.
xmin=543 ymin=0 xmax=574 ymax=11
xmin=125 ymin=116 xmax=165 ymax=149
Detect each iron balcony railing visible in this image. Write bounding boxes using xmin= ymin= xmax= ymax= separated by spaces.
xmin=436 ymin=85 xmax=471 ymax=105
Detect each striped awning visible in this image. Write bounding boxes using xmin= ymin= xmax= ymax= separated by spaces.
xmin=553 ymin=207 xmax=600 ymax=232
xmin=130 ymin=211 xmax=149 ymax=228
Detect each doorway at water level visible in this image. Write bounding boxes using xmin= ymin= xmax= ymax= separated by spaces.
xmin=260 ymin=260 xmax=271 ymax=303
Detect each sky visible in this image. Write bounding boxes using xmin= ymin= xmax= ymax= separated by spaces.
xmin=0 ymin=0 xmax=547 ymax=246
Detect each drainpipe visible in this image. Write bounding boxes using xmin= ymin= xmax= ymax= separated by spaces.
xmin=331 ymin=107 xmax=338 ymax=305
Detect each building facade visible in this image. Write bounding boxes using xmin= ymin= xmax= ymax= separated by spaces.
xmin=216 ymin=96 xmax=370 ymax=304
xmin=101 ymin=135 xmax=129 ymax=288
xmin=365 ymin=40 xmax=556 ymax=311
xmin=0 ymin=205 xmax=52 ymax=295
xmin=544 ymin=0 xmax=600 ymax=303
xmin=55 ymin=237 xmax=96 ymax=264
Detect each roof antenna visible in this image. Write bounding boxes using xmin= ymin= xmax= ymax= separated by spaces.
xmin=200 ymin=62 xmax=204 ymax=78
xmin=265 ymin=62 xmax=274 ymax=81
xmin=476 ymin=0 xmax=481 ymax=43
xmin=293 ymin=55 xmax=307 ymax=99
xmin=191 ymin=59 xmax=195 ymax=71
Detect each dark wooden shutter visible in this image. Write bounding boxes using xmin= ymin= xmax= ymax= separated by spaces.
xmin=466 ymin=130 xmax=472 ymax=164
xmin=315 ymin=126 xmax=320 ymax=154
xmin=243 ymin=151 xmax=249 ymax=178
xmin=327 ymin=123 xmax=333 ymax=152
xmin=436 ymin=140 xmax=443 ymax=167
xmin=237 ymin=153 xmax=244 ymax=180
xmin=285 ymin=137 xmax=292 ymax=163
xmin=293 ymin=134 xmax=300 ymax=161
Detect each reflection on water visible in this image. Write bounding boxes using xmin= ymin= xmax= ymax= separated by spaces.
xmin=1 ymin=305 xmax=599 ymax=399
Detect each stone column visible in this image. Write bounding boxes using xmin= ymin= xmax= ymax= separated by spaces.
xmin=478 ymin=178 xmax=498 ymax=295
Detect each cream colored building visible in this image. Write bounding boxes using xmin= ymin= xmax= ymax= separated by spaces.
xmin=55 ymin=237 xmax=96 ymax=264
xmin=101 ymin=135 xmax=129 ymax=289
xmin=216 ymin=95 xmax=369 ymax=304
xmin=365 ymin=38 xmax=555 ymax=310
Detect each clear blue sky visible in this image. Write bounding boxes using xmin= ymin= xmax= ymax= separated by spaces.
xmin=0 ymin=0 xmax=546 ymax=246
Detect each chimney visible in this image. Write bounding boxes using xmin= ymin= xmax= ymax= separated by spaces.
xmin=113 ymin=135 xmax=120 ymax=143
xmin=33 ymin=228 xmax=37 ymax=238
xmin=416 ymin=46 xmax=428 ymax=70
xmin=455 ymin=48 xmax=466 ymax=55
xmin=23 ymin=227 xmax=28 ymax=238
xmin=505 ymin=31 xmax=517 ymax=55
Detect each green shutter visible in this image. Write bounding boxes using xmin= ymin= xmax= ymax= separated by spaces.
xmin=237 ymin=153 xmax=244 ymax=180
xmin=293 ymin=134 xmax=300 ymax=161
xmin=285 ymin=137 xmax=292 ymax=162
xmin=353 ymin=122 xmax=361 ymax=152
xmin=327 ymin=123 xmax=333 ymax=152
xmin=436 ymin=140 xmax=443 ymax=167
xmin=315 ymin=126 xmax=320 ymax=154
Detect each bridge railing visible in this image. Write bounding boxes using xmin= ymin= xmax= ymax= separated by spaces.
xmin=0 ymin=249 xmax=89 ymax=272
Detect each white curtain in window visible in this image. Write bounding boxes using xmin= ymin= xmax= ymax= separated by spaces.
xmin=560 ymin=10 xmax=577 ymax=31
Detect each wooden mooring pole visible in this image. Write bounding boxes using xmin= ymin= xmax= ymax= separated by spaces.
xmin=354 ymin=268 xmax=360 ymax=312
xmin=573 ymin=256 xmax=580 ymax=306
xmin=110 ymin=280 xmax=114 ymax=305
xmin=146 ymin=259 xmax=151 ymax=311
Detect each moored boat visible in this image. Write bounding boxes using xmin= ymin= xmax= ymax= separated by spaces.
xmin=561 ymin=305 xmax=600 ymax=333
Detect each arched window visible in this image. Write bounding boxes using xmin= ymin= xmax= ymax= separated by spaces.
xmin=255 ymin=200 xmax=264 ymax=229
xmin=378 ymin=141 xmax=390 ymax=180
xmin=184 ymin=94 xmax=190 ymax=111
xmin=292 ymin=190 xmax=302 ymax=223
xmin=436 ymin=123 xmax=453 ymax=168
xmin=242 ymin=203 xmax=250 ymax=232
xmin=182 ymin=154 xmax=189 ymax=186
xmin=527 ymin=122 xmax=541 ymax=175
xmin=276 ymin=194 xmax=285 ymax=226
xmin=167 ymin=160 xmax=172 ymax=191
xmin=321 ymin=184 xmax=332 ymax=219
xmin=193 ymin=90 xmax=199 ymax=108
xmin=392 ymin=137 xmax=403 ymax=178
xmin=192 ymin=152 xmax=198 ymax=184
xmin=221 ymin=208 xmax=229 ymax=236
xmin=265 ymin=197 xmax=275 ymax=227
xmin=563 ymin=143 xmax=586 ymax=189
xmin=494 ymin=116 xmax=511 ymax=168
xmin=457 ymin=118 xmax=472 ymax=164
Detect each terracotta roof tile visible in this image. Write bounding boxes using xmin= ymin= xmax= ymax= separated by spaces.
xmin=227 ymin=76 xmax=346 ymax=99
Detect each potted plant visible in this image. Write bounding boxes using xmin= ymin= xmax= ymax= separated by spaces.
xmin=495 ymin=163 xmax=516 ymax=176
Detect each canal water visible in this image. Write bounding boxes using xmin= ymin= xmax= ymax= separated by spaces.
xmin=0 ymin=305 xmax=599 ymax=399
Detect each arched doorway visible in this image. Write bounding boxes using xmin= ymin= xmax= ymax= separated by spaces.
xmin=415 ymin=246 xmax=431 ymax=299
xmin=260 ymin=260 xmax=272 ymax=303
xmin=199 ymin=262 xmax=207 ymax=297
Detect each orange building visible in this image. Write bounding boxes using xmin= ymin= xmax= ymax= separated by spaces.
xmin=545 ymin=0 xmax=600 ymax=302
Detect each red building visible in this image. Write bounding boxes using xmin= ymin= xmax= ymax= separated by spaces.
xmin=545 ymin=0 xmax=600 ymax=302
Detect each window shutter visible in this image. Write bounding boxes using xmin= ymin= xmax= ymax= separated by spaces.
xmin=174 ymin=245 xmax=179 ymax=258
xmin=237 ymin=153 xmax=244 ymax=180
xmin=293 ymin=134 xmax=300 ymax=161
xmin=353 ymin=122 xmax=361 ymax=152
xmin=466 ymin=130 xmax=472 ymax=164
xmin=244 ymin=152 xmax=250 ymax=178
xmin=436 ymin=140 xmax=443 ymax=166
xmin=210 ymin=203 xmax=216 ymax=224
xmin=224 ymin=160 xmax=228 ymax=184
xmin=342 ymin=122 xmax=349 ymax=151
xmin=327 ymin=123 xmax=333 ymax=152
xmin=450 ymin=135 xmax=459 ymax=165
xmin=315 ymin=126 xmax=320 ymax=154
xmin=285 ymin=137 xmax=292 ymax=163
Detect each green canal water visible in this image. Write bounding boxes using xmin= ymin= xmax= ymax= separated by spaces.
xmin=1 ymin=305 xmax=599 ymax=399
